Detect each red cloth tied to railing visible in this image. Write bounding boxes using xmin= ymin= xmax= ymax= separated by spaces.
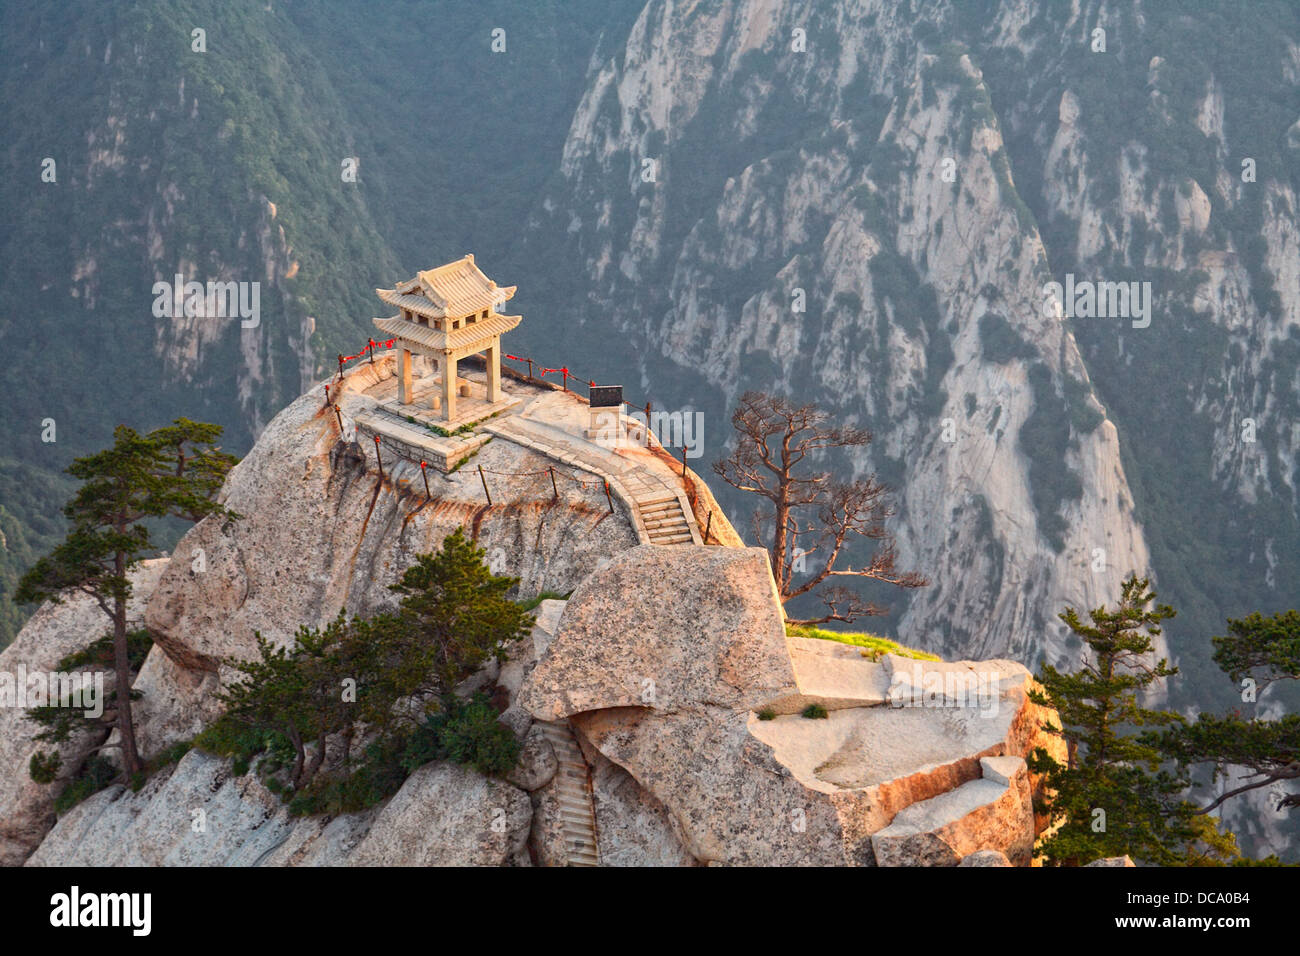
xmin=340 ymin=338 xmax=397 ymax=363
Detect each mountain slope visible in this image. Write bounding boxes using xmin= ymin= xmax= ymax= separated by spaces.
xmin=0 ymin=0 xmax=406 ymax=642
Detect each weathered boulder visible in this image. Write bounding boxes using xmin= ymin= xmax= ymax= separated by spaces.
xmin=28 ymin=750 xmax=532 ymax=867
xmin=1086 ymin=856 xmax=1137 ymax=867
xmin=0 ymin=559 xmax=167 ymax=866
xmin=527 ymin=780 xmax=577 ymax=868
xmin=506 ymin=724 xmax=558 ymax=791
xmin=27 ymin=750 xmax=297 ymax=866
xmin=522 ymin=545 xmax=1063 ymax=866
xmin=959 ymin=849 xmax=1013 ymax=867
xmin=521 ymin=544 xmax=795 ymax=720
xmin=350 ymin=762 xmax=531 ymax=867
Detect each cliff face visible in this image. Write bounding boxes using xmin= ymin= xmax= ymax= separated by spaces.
xmin=144 ymin=357 xmax=640 ymax=670
xmin=7 ymin=365 xmax=1063 ymax=867
xmin=523 ymin=0 xmax=1155 ymax=670
xmin=520 ymin=2 xmax=1300 ymax=724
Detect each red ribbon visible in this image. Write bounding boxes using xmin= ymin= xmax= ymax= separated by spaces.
xmin=340 ymin=338 xmax=397 ymax=363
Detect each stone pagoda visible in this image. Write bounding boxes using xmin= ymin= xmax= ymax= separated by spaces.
xmin=373 ymin=254 xmax=521 ymax=424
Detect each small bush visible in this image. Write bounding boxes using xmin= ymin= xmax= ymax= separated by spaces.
xmin=29 ymin=750 xmax=61 ymax=784
xmin=412 ymin=693 xmax=521 ymax=778
xmin=53 ymin=755 xmax=119 ymax=813
xmin=801 ymin=704 xmax=829 ymax=720
xmin=757 ymin=708 xmax=777 ymax=721
xmin=978 ymin=312 xmax=1035 ymax=364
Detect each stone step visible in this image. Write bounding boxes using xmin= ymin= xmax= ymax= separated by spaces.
xmin=643 ymin=515 xmax=689 ymax=530
xmin=635 ymin=495 xmax=679 ymax=509
xmin=651 ymin=532 xmax=695 ymax=544
xmin=643 ymin=507 xmax=685 ymax=518
xmin=534 ymin=719 xmax=600 ymax=867
xmin=870 ymin=758 xmax=1030 ymax=867
xmin=646 ymin=522 xmax=689 ymax=533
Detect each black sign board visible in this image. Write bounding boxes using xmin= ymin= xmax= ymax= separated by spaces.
xmin=589 ymin=385 xmax=623 ymax=408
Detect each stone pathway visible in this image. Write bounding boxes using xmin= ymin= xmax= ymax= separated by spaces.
xmin=535 ymin=721 xmax=600 ymax=867
xmin=483 ymin=411 xmax=701 ymax=547
xmin=353 ymin=358 xmax=703 ymax=545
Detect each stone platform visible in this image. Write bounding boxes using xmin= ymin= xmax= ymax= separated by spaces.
xmin=353 ymin=406 xmax=493 ymax=473
xmin=383 ymin=373 xmax=521 ymax=433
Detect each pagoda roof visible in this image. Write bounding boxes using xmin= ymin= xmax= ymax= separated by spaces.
xmin=372 ymin=311 xmax=522 ymax=353
xmin=377 ymin=254 xmax=516 ymax=320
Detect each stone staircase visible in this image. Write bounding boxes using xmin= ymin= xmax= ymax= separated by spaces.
xmin=634 ymin=492 xmax=696 ymax=545
xmin=482 ymin=413 xmax=701 ymax=547
xmin=536 ymin=721 xmax=600 ymax=867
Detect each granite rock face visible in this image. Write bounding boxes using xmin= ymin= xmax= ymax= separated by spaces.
xmin=959 ymin=849 xmax=1013 ymax=867
xmin=519 ymin=544 xmax=797 ymax=721
xmin=349 ymin=762 xmax=532 ymax=867
xmin=144 ymin=358 xmax=638 ymax=676
xmin=0 ymin=559 xmax=167 ymax=866
xmin=27 ymin=750 xmax=532 ymax=868
xmin=520 ymin=544 xmax=1064 ymax=866
xmin=11 ymin=371 xmax=1070 ymax=868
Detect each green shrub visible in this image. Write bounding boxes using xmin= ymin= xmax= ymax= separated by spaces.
xmin=29 ymin=750 xmax=60 ymax=784
xmin=53 ymin=755 xmax=118 ymax=814
xmin=411 ymin=693 xmax=521 ymax=778
xmin=978 ymin=312 xmax=1035 ymax=364
xmin=55 ymin=628 xmax=154 ymax=673
xmin=1019 ymin=363 xmax=1084 ymax=552
xmin=757 ymin=708 xmax=777 ymax=721
xmin=801 ymin=704 xmax=829 ymax=720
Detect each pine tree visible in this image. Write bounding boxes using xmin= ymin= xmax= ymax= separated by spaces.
xmin=387 ymin=527 xmax=533 ymax=691
xmin=201 ymin=527 xmax=531 ymax=813
xmin=14 ymin=419 xmax=237 ymax=776
xmin=1029 ymin=574 xmax=1200 ymax=865
xmin=1158 ymin=610 xmax=1300 ymax=815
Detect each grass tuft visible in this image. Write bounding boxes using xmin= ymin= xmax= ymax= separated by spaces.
xmin=785 ymin=623 xmax=940 ymax=662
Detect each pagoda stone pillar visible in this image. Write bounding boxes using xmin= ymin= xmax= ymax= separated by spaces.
xmin=441 ymin=353 xmax=457 ymax=421
xmin=486 ymin=342 xmax=502 ymax=403
xmin=398 ymin=348 xmax=413 ymax=405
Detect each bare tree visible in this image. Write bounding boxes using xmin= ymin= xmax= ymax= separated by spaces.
xmin=713 ymin=391 xmax=927 ymax=626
